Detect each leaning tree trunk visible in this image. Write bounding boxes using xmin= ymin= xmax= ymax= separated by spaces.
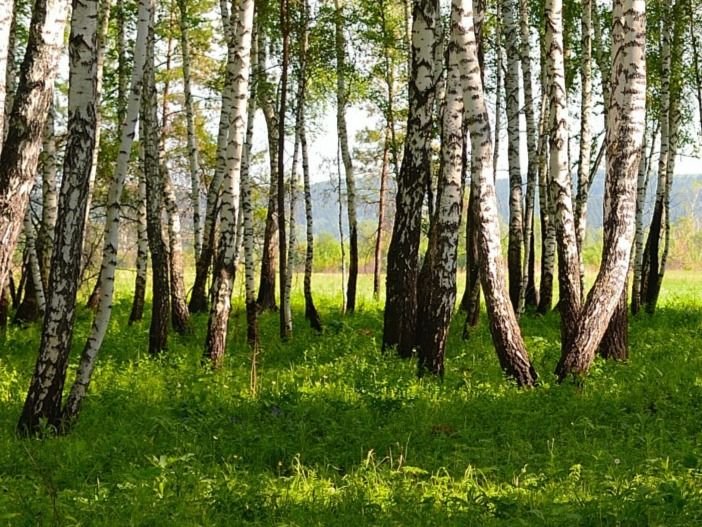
xmin=630 ymin=115 xmax=654 ymax=314
xmin=461 ymin=0 xmax=537 ymax=386
xmin=460 ymin=1 xmax=498 ymax=328
xmin=383 ymin=0 xmax=438 ymax=357
xmin=83 ymin=0 xmax=111 ymax=309
xmin=62 ymin=0 xmax=151 ymax=423
xmin=545 ymin=0 xmax=582 ymax=346
xmin=204 ymin=0 xmax=255 ymax=366
xmin=189 ymin=4 xmax=236 ymax=313
xmin=177 ymin=0 xmax=203 ymax=260
xmin=555 ymin=0 xmax=645 ymax=380
xmin=142 ymin=12 xmax=170 ymax=356
xmin=334 ymin=0 xmax=359 ymax=314
xmin=416 ymin=0 xmax=465 ymax=377
xmin=0 ymin=0 xmax=68 ymax=293
xmin=501 ymin=0 xmax=523 ymax=312
xmin=640 ymin=20 xmax=674 ymax=315
xmin=574 ymin=0 xmax=593 ymax=292
xmin=129 ymin=156 xmax=148 ymax=324
xmin=17 ymin=0 xmax=99 ymax=434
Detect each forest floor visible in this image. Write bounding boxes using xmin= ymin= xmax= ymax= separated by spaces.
xmin=0 ymin=270 xmax=701 ymax=526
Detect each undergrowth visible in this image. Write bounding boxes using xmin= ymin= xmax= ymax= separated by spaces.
xmin=0 ymin=271 xmax=701 ymax=526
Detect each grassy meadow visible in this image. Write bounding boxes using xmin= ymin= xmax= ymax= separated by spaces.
xmin=0 ymin=270 xmax=701 ymax=525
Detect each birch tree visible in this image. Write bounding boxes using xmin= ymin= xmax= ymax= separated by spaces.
xmin=574 ymin=0 xmax=593 ymax=289
xmin=416 ymin=0 xmax=465 ymax=376
xmin=129 ymin=158 xmax=148 ymax=324
xmin=461 ymin=0 xmax=537 ymax=386
xmin=0 ymin=0 xmax=68 ymax=292
xmin=189 ymin=1 xmax=235 ymax=313
xmin=556 ymin=0 xmax=645 ymax=379
xmin=277 ymin=0 xmax=292 ymax=339
xmin=142 ymin=10 xmax=171 ymax=356
xmin=546 ymin=0 xmax=582 ymax=344
xmin=501 ymin=0 xmax=523 ymax=311
xmin=177 ymin=0 xmax=203 ymax=260
xmin=204 ymin=0 xmax=255 ymax=365
xmin=18 ymin=0 xmax=99 ymax=433
xmin=0 ymin=0 xmax=14 ymax=145
xmin=384 ymin=0 xmax=438 ymax=357
xmin=334 ymin=0 xmax=359 ymax=314
xmin=62 ymin=0 xmax=151 ymax=422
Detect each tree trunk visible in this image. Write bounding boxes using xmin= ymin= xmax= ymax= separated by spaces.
xmin=373 ymin=130 xmax=389 ymax=300
xmin=256 ymin=103 xmax=279 ymax=312
xmin=82 ymin=0 xmax=111 ymax=303
xmin=461 ymin=0 xmax=536 ymax=386
xmin=334 ymin=0 xmax=359 ymax=314
xmin=630 ymin=116 xmax=655 ymax=314
xmin=177 ymin=0 xmax=203 ymax=260
xmin=142 ymin=13 xmax=170 ymax=356
xmin=546 ymin=0 xmax=581 ymax=346
xmin=255 ymin=31 xmax=279 ymax=312
xmin=242 ymin=29 xmax=258 ymax=351
xmin=189 ymin=3 xmax=236 ymax=313
xmin=555 ymin=0 xmax=645 ymax=380
xmin=383 ymin=0 xmax=438 ymax=357
xmin=640 ymin=16 xmax=679 ymax=315
xmin=574 ymin=0 xmax=592 ymax=292
xmin=501 ymin=0 xmax=523 ymax=312
xmin=23 ymin=208 xmax=45 ymax=313
xmin=0 ymin=0 xmax=14 ymax=145
xmin=37 ymin=108 xmax=57 ymax=288
xmin=0 ymin=0 xmax=68 ymax=293
xmin=129 ymin=156 xmax=148 ymax=324
xmin=63 ymin=0 xmax=151 ymax=422
xmin=204 ymin=0 xmax=255 ymax=366
xmin=18 ymin=0 xmax=99 ymax=434
xmin=277 ymin=0 xmax=291 ymax=339
xmin=416 ymin=0 xmax=465 ymax=376
xmin=518 ymin=0 xmax=538 ymax=312
xmin=162 ymin=169 xmax=191 ymax=333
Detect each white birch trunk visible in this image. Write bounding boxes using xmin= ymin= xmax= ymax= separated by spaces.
xmin=38 ymin=108 xmax=57 ymax=286
xmin=501 ymin=0 xmax=523 ymax=310
xmin=177 ymin=0 xmax=203 ymax=260
xmin=574 ymin=0 xmax=593 ymax=283
xmin=18 ymin=0 xmax=99 ymax=433
xmin=461 ymin=0 xmax=536 ymax=386
xmin=416 ymin=0 xmax=465 ymax=375
xmin=545 ymin=0 xmax=581 ymax=341
xmin=0 ymin=0 xmax=14 ymax=146
xmin=0 ymin=0 xmax=68 ymax=294
xmin=334 ymin=0 xmax=359 ymax=314
xmin=205 ymin=0 xmax=255 ymax=366
xmin=556 ymin=0 xmax=645 ymax=379
xmin=61 ymin=0 xmax=152 ymax=421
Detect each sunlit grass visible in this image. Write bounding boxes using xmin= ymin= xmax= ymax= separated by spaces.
xmin=0 ymin=270 xmax=701 ymax=525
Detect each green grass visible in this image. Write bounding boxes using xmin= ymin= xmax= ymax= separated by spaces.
xmin=0 ymin=270 xmax=701 ymax=526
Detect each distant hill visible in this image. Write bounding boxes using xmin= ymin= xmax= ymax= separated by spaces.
xmin=304 ymin=173 xmax=702 ymax=238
